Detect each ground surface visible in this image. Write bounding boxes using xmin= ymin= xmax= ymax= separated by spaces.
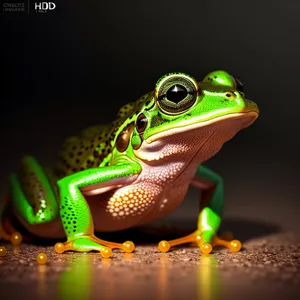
xmin=0 ymin=227 xmax=299 ymax=300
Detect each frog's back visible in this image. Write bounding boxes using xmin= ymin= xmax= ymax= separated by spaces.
xmin=53 ymin=97 xmax=148 ymax=179
xmin=53 ymin=124 xmax=113 ymax=179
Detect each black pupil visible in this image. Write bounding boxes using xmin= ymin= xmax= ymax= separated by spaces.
xmin=166 ymin=84 xmax=187 ymax=103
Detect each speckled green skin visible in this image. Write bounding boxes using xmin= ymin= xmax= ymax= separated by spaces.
xmin=6 ymin=71 xmax=259 ymax=253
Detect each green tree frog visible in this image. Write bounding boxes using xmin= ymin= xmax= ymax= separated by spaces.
xmin=0 ymin=71 xmax=259 ymax=258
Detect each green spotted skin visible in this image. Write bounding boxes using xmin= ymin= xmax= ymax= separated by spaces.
xmin=54 ymin=124 xmax=113 ymax=177
xmin=59 ymin=196 xmax=79 ymax=237
xmin=6 ymin=70 xmax=259 ymax=253
xmin=54 ymin=92 xmax=153 ymax=178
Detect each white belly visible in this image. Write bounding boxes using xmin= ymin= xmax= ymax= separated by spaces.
xmin=89 ymin=162 xmax=192 ymax=232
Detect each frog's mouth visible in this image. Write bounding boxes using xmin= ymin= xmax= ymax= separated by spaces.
xmin=133 ymin=110 xmax=258 ymax=163
xmin=145 ymin=111 xmax=258 ymax=144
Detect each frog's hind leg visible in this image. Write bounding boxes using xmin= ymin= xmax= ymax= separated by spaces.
xmin=9 ymin=156 xmax=58 ymax=226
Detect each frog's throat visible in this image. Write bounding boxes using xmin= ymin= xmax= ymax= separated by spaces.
xmin=145 ymin=111 xmax=258 ymax=144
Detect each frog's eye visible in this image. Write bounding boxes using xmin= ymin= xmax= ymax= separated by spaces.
xmin=136 ymin=113 xmax=148 ymax=133
xmin=225 ymin=92 xmax=236 ymax=100
xmin=155 ymin=74 xmax=198 ymax=115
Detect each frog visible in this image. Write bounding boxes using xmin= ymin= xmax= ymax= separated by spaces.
xmin=0 ymin=70 xmax=259 ymax=258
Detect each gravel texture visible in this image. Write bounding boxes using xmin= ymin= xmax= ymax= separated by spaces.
xmin=0 ymin=230 xmax=300 ymax=300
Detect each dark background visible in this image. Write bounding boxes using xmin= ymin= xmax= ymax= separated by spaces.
xmin=1 ymin=0 xmax=299 ymax=233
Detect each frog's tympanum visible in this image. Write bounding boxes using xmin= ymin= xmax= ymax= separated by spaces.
xmin=0 ymin=71 xmax=259 ymax=258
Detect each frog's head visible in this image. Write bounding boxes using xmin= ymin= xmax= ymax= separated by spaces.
xmin=114 ymin=71 xmax=259 ymax=164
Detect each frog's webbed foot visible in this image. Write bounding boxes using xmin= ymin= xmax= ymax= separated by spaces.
xmin=54 ymin=235 xmax=135 ymax=258
xmin=158 ymin=231 xmax=242 ymax=254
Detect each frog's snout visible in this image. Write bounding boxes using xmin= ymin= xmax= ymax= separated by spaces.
xmin=244 ymin=100 xmax=259 ymax=115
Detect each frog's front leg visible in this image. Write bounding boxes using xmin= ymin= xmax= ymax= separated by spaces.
xmin=158 ymin=165 xmax=242 ymax=254
xmin=54 ymin=163 xmax=141 ymax=258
